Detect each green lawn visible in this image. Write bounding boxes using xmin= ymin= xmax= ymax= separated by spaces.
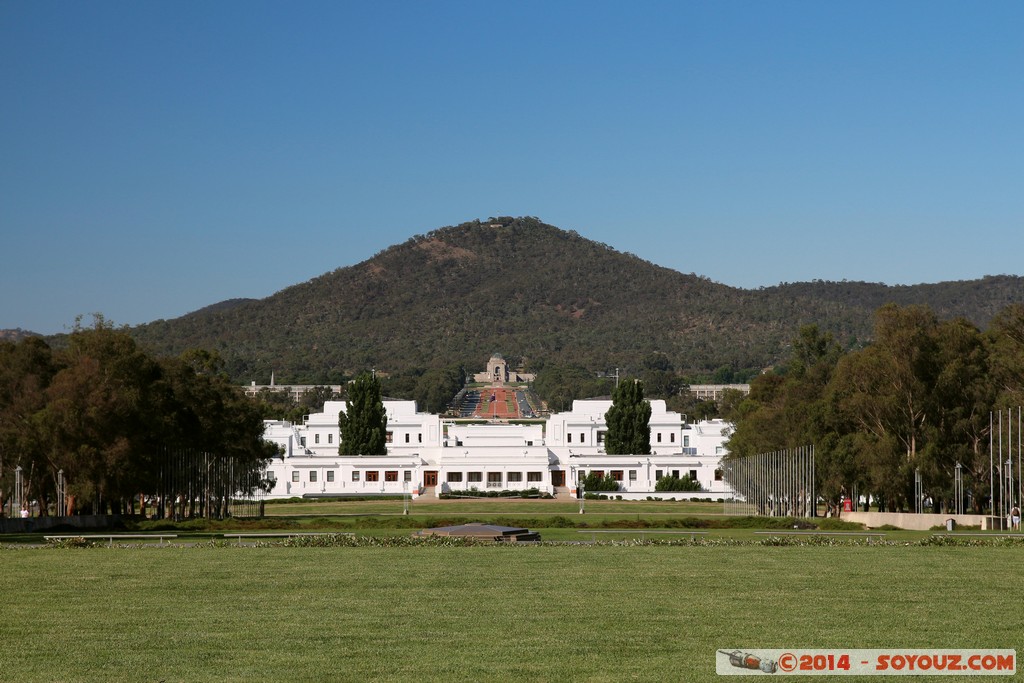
xmin=1 ymin=544 xmax=1020 ymax=682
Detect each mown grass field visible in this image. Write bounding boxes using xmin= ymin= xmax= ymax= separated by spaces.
xmin=2 ymin=543 xmax=1021 ymax=682
xmin=250 ymin=498 xmax=937 ymax=542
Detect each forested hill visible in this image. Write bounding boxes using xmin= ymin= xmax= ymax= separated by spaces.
xmin=128 ymin=217 xmax=1024 ymax=383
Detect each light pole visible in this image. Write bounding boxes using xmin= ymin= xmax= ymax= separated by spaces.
xmin=950 ymin=462 xmax=958 ymax=516
xmin=579 ymin=480 xmax=586 ymax=514
xmin=1007 ymin=458 xmax=1013 ymax=527
xmin=15 ymin=465 xmax=23 ymax=517
xmin=57 ymin=469 xmax=66 ymax=517
xmin=403 ymin=480 xmax=409 ymax=516
xmin=914 ymin=469 xmax=923 ymax=515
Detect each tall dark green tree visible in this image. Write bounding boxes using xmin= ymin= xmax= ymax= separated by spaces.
xmin=830 ymin=305 xmax=992 ymax=511
xmin=604 ymin=379 xmax=651 ymax=455
xmin=0 ymin=337 xmax=59 ymax=515
xmin=725 ymin=325 xmax=849 ymax=509
xmin=0 ymin=320 xmax=276 ymax=517
xmin=338 ymin=372 xmax=388 ymax=455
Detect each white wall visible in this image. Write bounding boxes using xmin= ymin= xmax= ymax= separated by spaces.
xmin=260 ymin=401 xmax=733 ymax=500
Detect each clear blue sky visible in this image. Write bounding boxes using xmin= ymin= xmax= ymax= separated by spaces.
xmin=2 ymin=1 xmax=1022 ymax=335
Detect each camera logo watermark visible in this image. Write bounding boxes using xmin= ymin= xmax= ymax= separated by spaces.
xmin=717 ymin=649 xmax=1016 ymax=676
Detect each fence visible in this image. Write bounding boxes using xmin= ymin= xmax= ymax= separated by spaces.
xmin=720 ymin=446 xmax=815 ymax=517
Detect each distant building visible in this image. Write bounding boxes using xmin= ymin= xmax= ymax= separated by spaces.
xmin=688 ymin=384 xmax=750 ymax=402
xmin=472 ymin=353 xmax=535 ymax=384
xmin=243 ymin=379 xmax=343 ymax=403
xmin=260 ymin=399 xmax=734 ymax=501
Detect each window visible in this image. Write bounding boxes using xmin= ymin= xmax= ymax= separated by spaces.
xmin=328 ymin=434 xmax=333 ymax=444
xmin=404 ymin=470 xmax=412 ymax=482
xmin=300 ymin=437 xmax=306 ymax=447
xmin=487 ymin=472 xmax=503 ymax=487
xmin=672 ymin=470 xmax=680 ymax=479
xmin=689 ymin=470 xmax=698 ymax=481
xmin=266 ymin=471 xmax=277 ymax=482
xmin=292 ymin=471 xmax=300 ymax=483
xmin=315 ymin=434 xmax=320 ymax=444
xmin=405 ymin=433 xmax=410 ymax=443
xmin=629 ymin=470 xmax=637 ymax=481
xmin=597 ymin=431 xmax=606 ymax=444
xmin=352 ymin=471 xmax=360 ymax=482
xmin=578 ymin=471 xmax=586 ymax=482
xmin=418 ymin=433 xmax=422 ymax=443
xmin=657 ymin=433 xmax=662 ymax=443
xmin=327 ymin=471 xmax=335 ymax=482
xmin=527 ymin=472 xmax=542 ymax=482
xmin=684 ymin=435 xmax=690 ymax=447
xmin=670 ymin=433 xmax=675 ymax=443
xmin=366 ymin=471 xmax=379 ymax=482
xmin=611 ymin=470 xmax=624 ymax=481
xmin=507 ymin=472 xmax=522 ymax=483
xmin=310 ymin=471 xmax=317 ymax=482
xmin=385 ymin=471 xmax=398 ymax=482
xmin=468 ymin=472 xmax=482 ymax=483
xmin=579 ymin=433 xmax=585 ymax=443
xmin=567 ymin=433 xmax=572 ymax=443
xmin=386 ymin=431 xmax=393 ymax=443
xmin=715 ymin=446 xmax=724 ymax=455
xmin=592 ymin=470 xmax=604 ymax=479
xmin=715 ymin=469 xmax=723 ymax=481
xmin=447 ymin=472 xmax=463 ymax=483
xmin=656 ymin=470 xmax=663 ymax=480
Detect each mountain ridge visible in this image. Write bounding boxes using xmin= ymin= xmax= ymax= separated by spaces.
xmin=120 ymin=217 xmax=1024 ymax=383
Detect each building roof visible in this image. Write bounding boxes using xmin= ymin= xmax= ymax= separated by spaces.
xmin=416 ymin=522 xmax=539 ymax=542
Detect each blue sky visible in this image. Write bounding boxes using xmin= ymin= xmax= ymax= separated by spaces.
xmin=2 ymin=1 xmax=1022 ymax=335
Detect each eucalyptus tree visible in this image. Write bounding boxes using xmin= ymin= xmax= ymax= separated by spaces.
xmin=829 ymin=305 xmax=992 ymax=511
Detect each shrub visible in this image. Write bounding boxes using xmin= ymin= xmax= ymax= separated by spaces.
xmin=654 ymin=475 xmax=702 ymax=492
xmin=581 ymin=472 xmax=620 ymax=492
xmin=815 ymin=517 xmax=866 ymax=531
xmin=441 ymin=488 xmax=545 ymax=499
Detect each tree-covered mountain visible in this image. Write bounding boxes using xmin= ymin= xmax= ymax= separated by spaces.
xmin=0 ymin=328 xmax=42 ymax=343
xmin=128 ymin=217 xmax=1024 ymax=383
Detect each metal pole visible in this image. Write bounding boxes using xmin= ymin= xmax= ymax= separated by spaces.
xmin=57 ymin=469 xmax=62 ymax=516
xmin=955 ymin=463 xmax=962 ymax=516
xmin=999 ymin=411 xmax=1004 ymax=526
xmin=811 ymin=444 xmax=816 ymax=518
xmin=990 ymin=412 xmax=994 ymax=519
xmin=15 ymin=466 xmax=23 ymax=516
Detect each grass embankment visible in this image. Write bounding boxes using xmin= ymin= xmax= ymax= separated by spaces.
xmin=1 ymin=544 xmax=1020 ymax=682
xmin=263 ymin=498 xmax=733 ymax=517
xmin=99 ymin=499 xmax=945 ymax=542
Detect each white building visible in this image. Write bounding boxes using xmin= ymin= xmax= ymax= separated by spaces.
xmin=260 ymin=399 xmax=734 ymax=500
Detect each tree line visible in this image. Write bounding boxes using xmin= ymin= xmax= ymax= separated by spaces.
xmin=725 ymin=303 xmax=1024 ymax=514
xmin=0 ymin=318 xmax=278 ymax=518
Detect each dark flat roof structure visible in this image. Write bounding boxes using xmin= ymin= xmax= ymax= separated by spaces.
xmin=415 ymin=522 xmax=540 ymax=542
